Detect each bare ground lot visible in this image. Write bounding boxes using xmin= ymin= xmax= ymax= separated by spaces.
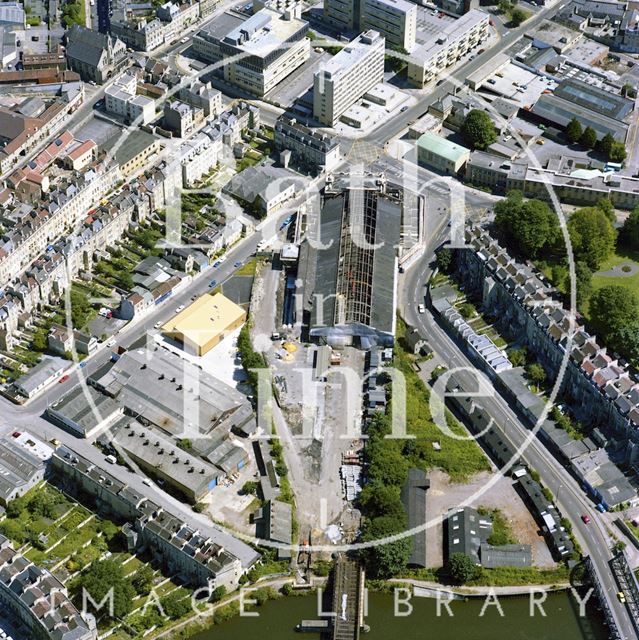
xmin=425 ymin=469 xmax=556 ymax=569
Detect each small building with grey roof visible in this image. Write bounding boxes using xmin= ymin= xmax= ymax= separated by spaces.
xmin=0 ymin=436 xmax=46 ymax=506
xmin=255 ymin=499 xmax=292 ymax=559
xmin=13 ymin=356 xmax=66 ymax=399
xmin=46 ymin=385 xmax=124 ymax=438
xmin=401 ymin=468 xmax=429 ymax=568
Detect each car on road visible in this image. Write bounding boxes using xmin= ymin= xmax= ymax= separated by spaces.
xmin=400 ymin=106 xmax=408 ymax=112
xmin=59 ymin=374 xmax=70 ymax=384
xmin=175 ymin=305 xmax=185 ymax=313
xmin=418 ymin=304 xmax=425 ymax=313
xmin=154 ymin=320 xmax=162 ymax=329
xmin=142 ymin=478 xmax=152 ymax=486
xmin=618 ymin=591 xmax=626 ymax=604
xmin=213 ymin=261 xmax=221 ymax=267
xmin=209 ymin=280 xmax=217 ymax=288
xmin=234 ymin=261 xmax=242 ymax=268
xmin=78 ymin=361 xmax=87 ymax=369
xmin=581 ymin=514 xmax=590 ymax=524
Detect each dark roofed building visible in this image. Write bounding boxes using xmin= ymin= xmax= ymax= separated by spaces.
xmin=446 ymin=506 xmax=491 ymax=564
xmin=299 ymin=175 xmax=402 ymax=348
xmin=401 ymin=468 xmax=429 ymax=567
xmin=255 ymin=499 xmax=292 ymax=560
xmin=66 ymin=25 xmax=127 ymax=84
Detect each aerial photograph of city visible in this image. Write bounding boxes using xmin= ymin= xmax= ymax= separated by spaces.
xmin=2 ymin=0 xmax=639 ymax=636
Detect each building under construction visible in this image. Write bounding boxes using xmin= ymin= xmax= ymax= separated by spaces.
xmin=298 ymin=173 xmax=422 ymax=348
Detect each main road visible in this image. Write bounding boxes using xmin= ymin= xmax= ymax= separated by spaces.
xmin=400 ymin=224 xmax=637 ymax=639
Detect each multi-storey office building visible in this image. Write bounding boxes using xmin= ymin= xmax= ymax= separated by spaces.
xmin=313 ymin=30 xmax=385 ymax=127
xmin=324 ymin=0 xmax=416 ymax=50
xmin=193 ymin=8 xmax=309 ymax=96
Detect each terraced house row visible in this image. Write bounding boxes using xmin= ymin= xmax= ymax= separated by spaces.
xmin=455 ymin=226 xmax=639 ymax=470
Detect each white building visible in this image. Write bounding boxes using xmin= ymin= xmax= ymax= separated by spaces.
xmin=274 ymin=116 xmax=341 ymax=171
xmin=105 ymin=72 xmax=155 ymax=125
xmin=179 ymin=132 xmax=223 ymax=187
xmin=313 ymin=30 xmax=385 ymax=127
xmin=324 ymin=0 xmax=416 ymax=50
xmin=407 ymin=10 xmax=489 ymax=87
xmin=193 ymin=9 xmax=310 ymax=96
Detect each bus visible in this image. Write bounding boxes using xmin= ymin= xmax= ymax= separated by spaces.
xmin=605 ymin=162 xmax=622 ymax=172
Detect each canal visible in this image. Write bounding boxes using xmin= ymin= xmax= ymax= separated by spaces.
xmin=192 ymin=589 xmax=609 ymax=639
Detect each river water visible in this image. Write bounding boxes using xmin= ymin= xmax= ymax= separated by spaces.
xmin=193 ymin=590 xmax=609 ymax=639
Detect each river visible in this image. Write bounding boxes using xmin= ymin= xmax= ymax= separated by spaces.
xmin=192 ymin=589 xmax=609 ymax=639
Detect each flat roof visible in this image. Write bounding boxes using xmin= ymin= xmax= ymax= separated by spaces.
xmin=318 ymin=30 xmax=384 ymax=77
xmin=161 ymin=293 xmax=246 ymax=350
xmin=417 ymin=131 xmax=470 ymax=163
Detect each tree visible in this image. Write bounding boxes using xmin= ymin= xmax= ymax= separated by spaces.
xmin=510 ymin=7 xmax=529 ymax=25
xmin=589 ymin=286 xmax=639 ymax=345
xmin=131 ymin=564 xmax=154 ymax=596
xmin=358 ymin=481 xmax=405 ymax=521
xmin=361 ymin=515 xmax=411 ymax=579
xmin=447 ymin=553 xmax=477 ymax=584
xmin=461 ymin=109 xmax=497 ymax=150
xmin=435 ymin=248 xmax=453 ymax=274
xmin=620 ymin=206 xmax=639 ymax=251
xmin=508 ymin=348 xmax=527 ymax=367
xmin=212 ymin=585 xmax=227 ymax=602
xmin=565 ymin=118 xmax=582 ymax=144
xmin=568 ymin=207 xmax=616 ymax=271
xmin=494 ymin=192 xmax=559 ymax=259
xmin=32 ymin=332 xmax=47 ymax=352
xmin=498 ymin=0 xmax=511 ymax=12
xmin=596 ymin=197 xmax=615 ymax=224
xmin=609 ymin=142 xmax=627 ymax=163
xmin=76 ymin=559 xmax=136 ymax=620
xmin=160 ymin=592 xmax=192 ymax=620
xmin=599 ymin=132 xmax=615 ymax=158
xmin=580 ymin=126 xmax=597 ymax=149
xmin=526 ymin=362 xmax=547 ymax=386
xmin=564 ymin=261 xmax=593 ymax=307
xmin=609 ymin=322 xmax=639 ymax=366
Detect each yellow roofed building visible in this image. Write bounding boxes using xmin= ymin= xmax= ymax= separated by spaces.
xmin=161 ymin=293 xmax=246 ymax=356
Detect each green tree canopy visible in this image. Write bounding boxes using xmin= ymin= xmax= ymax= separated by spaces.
xmin=619 ymin=206 xmax=639 ymax=251
xmin=510 ymin=7 xmax=529 ymax=25
xmin=461 ymin=109 xmax=497 ymax=150
xmin=361 ymin=514 xmax=411 ymax=579
xmin=599 ymin=132 xmax=615 ymax=157
xmin=562 ymin=260 xmax=593 ymax=307
xmin=447 ymin=552 xmax=477 ymax=584
xmin=589 ymin=285 xmax=639 ymax=345
xmin=494 ymin=192 xmax=559 ymax=259
xmin=609 ymin=142 xmax=627 ymax=163
xmin=526 ymin=362 xmax=547 ymax=386
xmin=131 ymin=564 xmax=154 ymax=596
xmin=567 ymin=207 xmax=616 ymax=270
xmin=580 ymin=126 xmax=597 ymax=149
xmin=565 ymin=118 xmax=582 ymax=144
xmin=76 ymin=559 xmax=136 ymax=620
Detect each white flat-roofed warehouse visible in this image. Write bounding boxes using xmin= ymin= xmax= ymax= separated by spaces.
xmin=0 ymin=434 xmax=47 ymax=506
xmin=192 ymin=8 xmax=310 ymax=96
xmin=313 ymin=30 xmax=385 ymax=127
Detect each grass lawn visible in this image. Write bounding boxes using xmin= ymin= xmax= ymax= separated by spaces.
xmin=591 ymin=249 xmax=639 ymax=313
xmin=236 ymin=257 xmax=257 ymax=277
xmin=396 ymin=316 xmax=490 ymax=482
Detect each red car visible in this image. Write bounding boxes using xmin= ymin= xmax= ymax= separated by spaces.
xmin=581 ymin=514 xmax=591 ymax=524
xmin=59 ymin=374 xmax=70 ymax=383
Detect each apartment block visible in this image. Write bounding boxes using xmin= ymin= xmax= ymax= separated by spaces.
xmin=313 ymin=30 xmax=385 ymax=127
xmin=193 ymin=9 xmax=309 ymax=96
xmin=407 ymin=10 xmax=489 ymax=87
xmin=324 ymin=0 xmax=416 ymax=50
xmin=178 ymin=131 xmax=223 ymax=187
xmin=274 ymin=116 xmax=341 ymax=171
xmin=105 ymin=72 xmax=155 ymax=125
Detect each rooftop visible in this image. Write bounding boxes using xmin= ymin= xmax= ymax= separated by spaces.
xmin=417 ymin=131 xmax=470 ymax=164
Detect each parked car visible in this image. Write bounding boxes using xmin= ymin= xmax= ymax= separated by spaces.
xmin=418 ymin=304 xmax=425 ymax=314
xmin=209 ymin=280 xmax=217 ymax=288
xmin=234 ymin=261 xmax=242 ymax=268
xmin=59 ymin=375 xmax=69 ymax=384
xmin=400 ymin=106 xmax=408 ymax=112
xmin=142 ymin=478 xmax=152 ymax=486
xmin=618 ymin=591 xmax=626 ymax=603
xmin=213 ymin=261 xmax=221 ymax=267
xmin=78 ymin=361 xmax=87 ymax=369
xmin=106 ymin=339 xmax=116 ymax=348
xmin=175 ymin=305 xmax=185 ymax=313
xmin=154 ymin=320 xmax=162 ymax=329
xmin=581 ymin=514 xmax=590 ymax=524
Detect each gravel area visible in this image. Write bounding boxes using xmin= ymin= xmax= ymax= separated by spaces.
xmin=425 ymin=469 xmax=556 ymax=569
